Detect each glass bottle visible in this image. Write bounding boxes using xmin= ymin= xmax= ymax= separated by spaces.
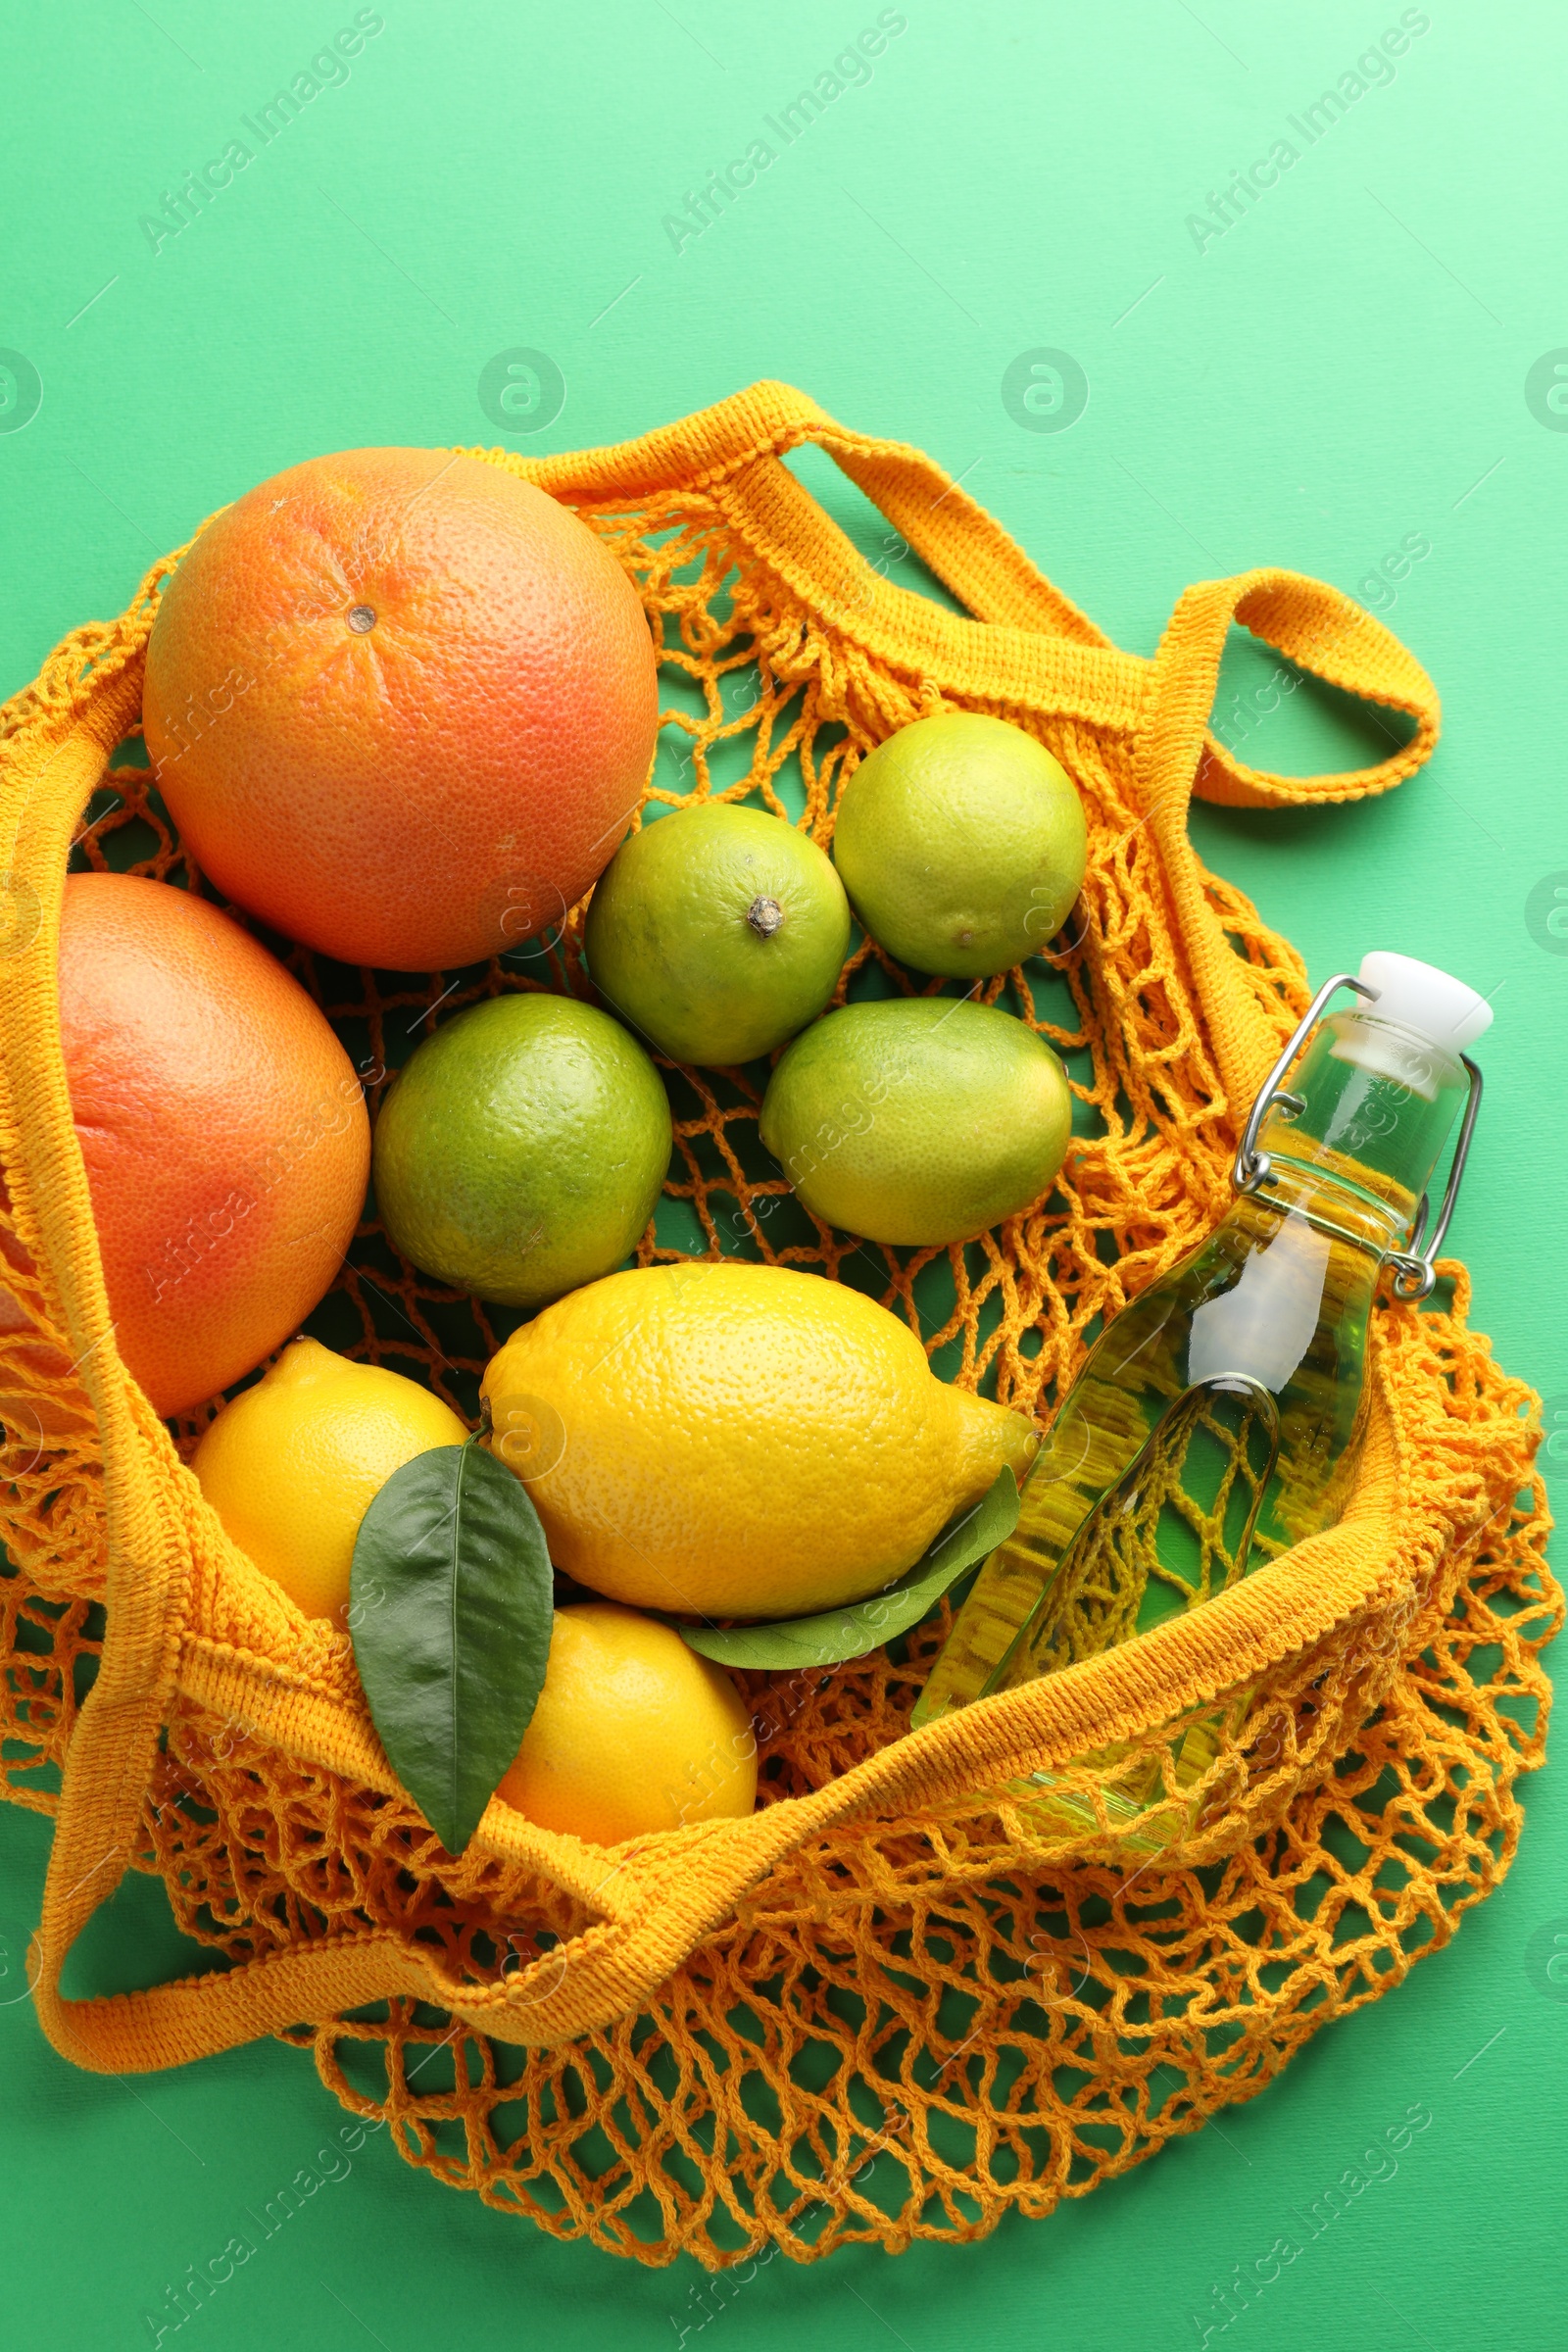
xmin=910 ymin=955 xmax=1492 ymax=1815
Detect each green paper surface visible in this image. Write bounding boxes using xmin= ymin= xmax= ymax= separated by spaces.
xmin=2 ymin=3 xmax=1562 ymax=2345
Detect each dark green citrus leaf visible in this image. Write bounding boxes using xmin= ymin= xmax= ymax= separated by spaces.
xmin=349 ymin=1439 xmax=553 ymax=1854
xmin=679 ymin=1465 xmax=1019 ymax=1671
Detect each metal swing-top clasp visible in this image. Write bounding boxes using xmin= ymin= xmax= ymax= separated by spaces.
xmin=1231 ymin=971 xmax=1485 ymax=1304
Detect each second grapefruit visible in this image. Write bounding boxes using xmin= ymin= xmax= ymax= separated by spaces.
xmin=58 ymin=873 xmax=369 ymax=1416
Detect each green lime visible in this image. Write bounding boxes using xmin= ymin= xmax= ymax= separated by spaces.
xmin=372 ymin=994 xmax=671 ymax=1308
xmin=583 ymin=804 xmax=851 ymax=1067
xmin=760 ymin=996 xmax=1071 ymax=1248
xmin=832 ymin=712 xmax=1087 ymax=978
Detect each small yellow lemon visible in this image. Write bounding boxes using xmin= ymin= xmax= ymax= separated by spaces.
xmin=192 ymin=1337 xmax=467 ymax=1621
xmin=497 ymin=1602 xmax=756 ymax=1845
xmin=481 ymin=1262 xmax=1036 ymax=1620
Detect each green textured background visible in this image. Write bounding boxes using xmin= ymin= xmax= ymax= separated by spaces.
xmin=3 ymin=2 xmax=1564 ymax=2344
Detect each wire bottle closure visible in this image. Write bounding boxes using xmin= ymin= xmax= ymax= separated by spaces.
xmin=1231 ymin=972 xmax=1484 ymax=1304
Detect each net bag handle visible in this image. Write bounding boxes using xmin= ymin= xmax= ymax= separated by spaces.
xmin=507 ymin=378 xmax=1439 ymax=814
xmin=1130 ymin=564 xmax=1439 ymax=1115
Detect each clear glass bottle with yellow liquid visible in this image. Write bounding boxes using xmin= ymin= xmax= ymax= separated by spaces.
xmin=910 ymin=953 xmax=1493 ymax=1841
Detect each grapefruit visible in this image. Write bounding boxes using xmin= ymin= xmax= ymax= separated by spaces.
xmin=58 ymin=873 xmax=369 ymax=1417
xmin=141 ymin=448 xmax=660 ymax=972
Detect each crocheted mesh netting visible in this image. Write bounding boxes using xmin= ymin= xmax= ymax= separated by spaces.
xmin=0 ymin=385 xmax=1555 ymax=2265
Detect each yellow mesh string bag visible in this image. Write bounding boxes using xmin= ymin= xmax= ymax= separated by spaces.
xmin=0 ymin=383 xmax=1557 ymax=2266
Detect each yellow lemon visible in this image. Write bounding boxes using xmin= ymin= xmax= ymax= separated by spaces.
xmin=497 ymin=1602 xmax=755 ymax=1845
xmin=481 ymin=1262 xmax=1037 ymax=1619
xmin=193 ymin=1337 xmax=467 ymax=1621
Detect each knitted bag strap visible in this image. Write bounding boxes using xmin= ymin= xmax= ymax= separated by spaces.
xmin=1173 ymin=567 xmax=1439 ymax=809
xmin=0 ymin=638 xmax=434 ymax=2068
xmin=8 ymin=388 xmax=1440 ymax=2071
xmin=1135 ymin=566 xmax=1440 ymax=1113
xmin=509 ymin=380 xmax=1439 ymax=808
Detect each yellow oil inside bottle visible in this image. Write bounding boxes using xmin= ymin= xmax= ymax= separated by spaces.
xmin=911 ymin=1004 xmax=1475 ymax=1848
